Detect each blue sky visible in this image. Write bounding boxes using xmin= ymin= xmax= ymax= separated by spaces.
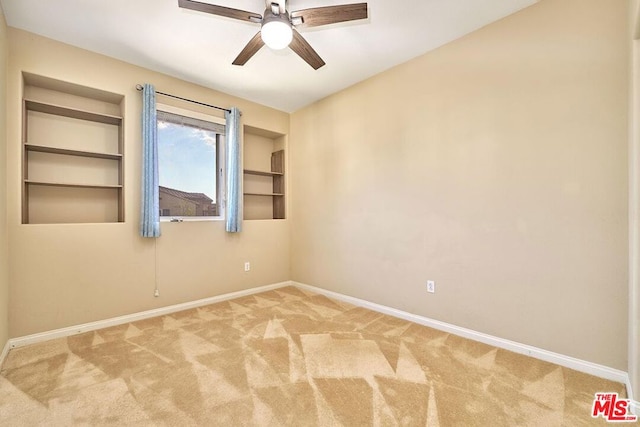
xmin=158 ymin=121 xmax=217 ymax=202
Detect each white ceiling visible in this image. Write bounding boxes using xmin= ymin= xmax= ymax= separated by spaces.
xmin=0 ymin=0 xmax=537 ymax=112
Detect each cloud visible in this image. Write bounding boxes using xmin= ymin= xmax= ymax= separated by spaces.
xmin=191 ymin=128 xmax=217 ymax=148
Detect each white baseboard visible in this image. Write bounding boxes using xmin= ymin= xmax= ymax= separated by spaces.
xmin=626 ymin=377 xmax=639 ymax=416
xmin=7 ymin=281 xmax=292 ymax=350
xmin=0 ymin=339 xmax=10 ymax=369
xmin=3 ymin=279 xmax=634 ymax=403
xmin=293 ymin=282 xmax=630 ymax=387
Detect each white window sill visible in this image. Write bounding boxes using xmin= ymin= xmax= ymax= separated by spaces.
xmin=160 ymin=217 xmax=224 ymax=223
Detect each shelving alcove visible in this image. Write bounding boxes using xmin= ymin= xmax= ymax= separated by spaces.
xmin=243 ymin=126 xmax=286 ymax=220
xmin=22 ymin=73 xmax=125 ymax=224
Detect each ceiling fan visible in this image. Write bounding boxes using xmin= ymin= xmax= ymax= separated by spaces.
xmin=178 ymin=0 xmax=368 ymax=69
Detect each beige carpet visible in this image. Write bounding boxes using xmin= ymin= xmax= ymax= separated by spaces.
xmin=0 ymin=286 xmax=630 ymax=426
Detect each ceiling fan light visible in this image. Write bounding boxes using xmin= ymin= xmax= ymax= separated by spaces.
xmin=261 ymin=8 xmax=293 ymax=50
xmin=262 ymin=19 xmax=293 ymax=50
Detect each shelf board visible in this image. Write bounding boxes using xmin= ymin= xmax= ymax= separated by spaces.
xmin=25 ymin=143 xmax=122 ymax=160
xmin=243 ymin=169 xmax=284 ymax=177
xmin=243 ymin=192 xmax=284 ymax=197
xmin=25 ymin=180 xmax=122 ymax=190
xmin=24 ymin=99 xmax=123 ymax=125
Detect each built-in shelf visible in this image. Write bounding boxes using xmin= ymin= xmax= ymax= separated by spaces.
xmin=25 ymin=180 xmax=123 ymax=190
xmin=242 ymin=126 xmax=286 ymax=221
xmin=22 ymin=77 xmax=124 ymax=224
xmin=243 ymin=169 xmax=284 ymax=177
xmin=243 ymin=192 xmax=284 ymax=197
xmin=24 ymin=143 xmax=122 ymax=160
xmin=24 ymin=99 xmax=122 ymax=125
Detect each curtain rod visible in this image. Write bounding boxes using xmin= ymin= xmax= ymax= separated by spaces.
xmin=135 ymin=84 xmax=231 ymax=114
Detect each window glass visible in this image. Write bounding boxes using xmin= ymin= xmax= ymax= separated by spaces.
xmin=157 ymin=110 xmax=224 ymax=218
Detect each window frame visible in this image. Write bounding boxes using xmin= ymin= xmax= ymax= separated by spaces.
xmin=156 ymin=103 xmax=226 ymax=222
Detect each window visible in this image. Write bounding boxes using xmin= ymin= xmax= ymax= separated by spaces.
xmin=157 ymin=106 xmax=225 ymax=219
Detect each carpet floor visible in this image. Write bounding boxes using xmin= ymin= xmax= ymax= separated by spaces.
xmin=0 ymin=286 xmax=630 ymax=426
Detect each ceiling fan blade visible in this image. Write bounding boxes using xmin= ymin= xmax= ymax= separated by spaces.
xmin=289 ymin=29 xmax=325 ymax=70
xmin=178 ymin=0 xmax=262 ymax=23
xmin=232 ymin=32 xmax=265 ymax=66
xmin=290 ymin=3 xmax=367 ymax=28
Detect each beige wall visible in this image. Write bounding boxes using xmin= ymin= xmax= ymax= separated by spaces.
xmin=630 ymin=0 xmax=640 ymax=404
xmin=291 ymin=0 xmax=629 ymax=370
xmin=0 ymin=8 xmax=8 ymax=350
xmin=6 ymin=28 xmax=290 ymax=337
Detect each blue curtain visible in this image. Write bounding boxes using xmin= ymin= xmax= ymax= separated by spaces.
xmin=140 ymin=83 xmax=160 ymax=237
xmin=225 ymin=107 xmax=242 ymax=232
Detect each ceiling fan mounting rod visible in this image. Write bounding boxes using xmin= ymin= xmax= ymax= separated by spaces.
xmin=267 ymin=0 xmax=286 ymax=15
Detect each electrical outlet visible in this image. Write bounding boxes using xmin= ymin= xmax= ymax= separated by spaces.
xmin=244 ymin=262 xmax=251 ymax=272
xmin=427 ymin=280 xmax=435 ymax=293
xmin=154 ymin=289 xmax=160 ymax=297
